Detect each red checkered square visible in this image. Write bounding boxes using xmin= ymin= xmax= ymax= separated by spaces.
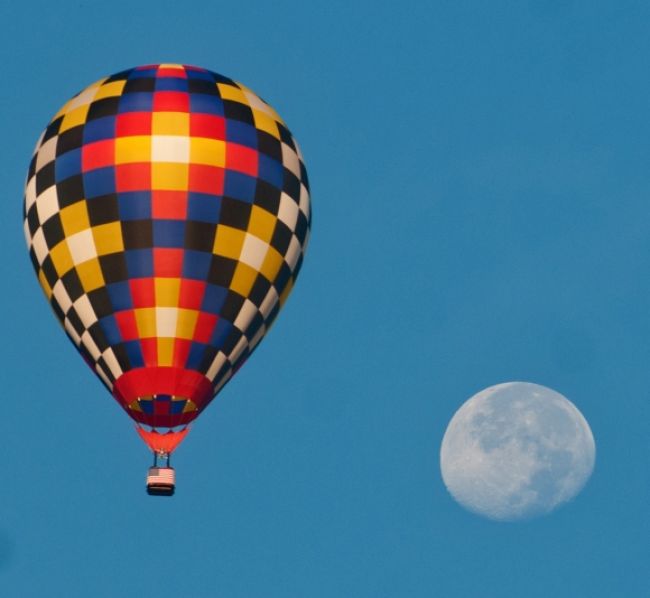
xmin=179 ymin=279 xmax=206 ymax=310
xmin=158 ymin=67 xmax=187 ymax=78
xmin=82 ymin=140 xmax=115 ymax=172
xmin=115 ymin=311 xmax=139 ymax=341
xmin=190 ymin=114 xmax=225 ymax=139
xmin=193 ymin=312 xmax=218 ymax=343
xmin=116 ymin=112 xmax=152 ymax=137
xmin=153 ymin=248 xmax=184 ymax=277
xmin=188 ymin=164 xmax=224 ymax=194
xmin=130 ymin=278 xmax=155 ymax=308
xmin=153 ymin=91 xmax=189 ymax=112
xmin=173 ymin=339 xmax=192 ymax=368
xmin=141 ymin=338 xmax=158 ymax=365
xmin=226 ymin=143 xmax=258 ymax=177
xmin=116 ymin=163 xmax=151 ymax=192
xmin=152 ymin=191 xmax=188 ymax=219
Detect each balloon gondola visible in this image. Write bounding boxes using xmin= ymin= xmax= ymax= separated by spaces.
xmin=23 ymin=64 xmax=310 ymax=495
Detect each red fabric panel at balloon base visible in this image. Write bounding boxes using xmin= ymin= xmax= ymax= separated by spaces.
xmin=113 ymin=367 xmax=213 ymax=427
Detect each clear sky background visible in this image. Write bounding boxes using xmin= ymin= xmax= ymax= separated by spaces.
xmin=1 ymin=1 xmax=649 ymax=596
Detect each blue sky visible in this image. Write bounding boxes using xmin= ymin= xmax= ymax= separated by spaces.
xmin=1 ymin=0 xmax=649 ymax=596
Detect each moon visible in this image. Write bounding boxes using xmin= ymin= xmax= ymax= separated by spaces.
xmin=440 ymin=382 xmax=595 ymax=521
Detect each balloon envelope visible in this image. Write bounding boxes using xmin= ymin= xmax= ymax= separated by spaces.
xmin=24 ymin=64 xmax=310 ymax=436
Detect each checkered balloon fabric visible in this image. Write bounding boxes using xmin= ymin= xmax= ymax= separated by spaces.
xmin=24 ymin=64 xmax=310 ymax=429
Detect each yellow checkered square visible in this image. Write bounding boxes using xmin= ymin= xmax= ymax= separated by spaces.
xmin=94 ymin=80 xmax=127 ymax=101
xmin=190 ymin=138 xmax=225 ymax=166
xmin=248 ymin=206 xmax=276 ymax=243
xmin=217 ymin=83 xmax=248 ymax=104
xmin=60 ymin=202 xmax=91 ymax=237
xmin=213 ymin=225 xmax=245 ymax=260
xmin=259 ymin=247 xmax=284 ymax=281
xmin=115 ymin=136 xmax=152 ymax=164
xmin=157 ymin=338 xmax=174 ymax=366
xmin=152 ymin=112 xmax=189 ymax=135
xmin=176 ymin=309 xmax=199 ymax=339
xmin=49 ymin=241 xmax=74 ymax=277
xmin=252 ymin=109 xmax=280 ymax=139
xmin=92 ymin=222 xmax=124 ymax=256
xmin=60 ymin=105 xmax=90 ymax=133
xmin=230 ymin=262 xmax=257 ymax=297
xmin=152 ymin=162 xmax=188 ymax=190
xmin=155 ymin=279 xmax=180 ymax=307
xmin=76 ymin=258 xmax=105 ymax=292
xmin=135 ymin=308 xmax=156 ymax=337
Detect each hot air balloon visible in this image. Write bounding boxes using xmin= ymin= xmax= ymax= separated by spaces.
xmin=23 ymin=64 xmax=310 ymax=495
